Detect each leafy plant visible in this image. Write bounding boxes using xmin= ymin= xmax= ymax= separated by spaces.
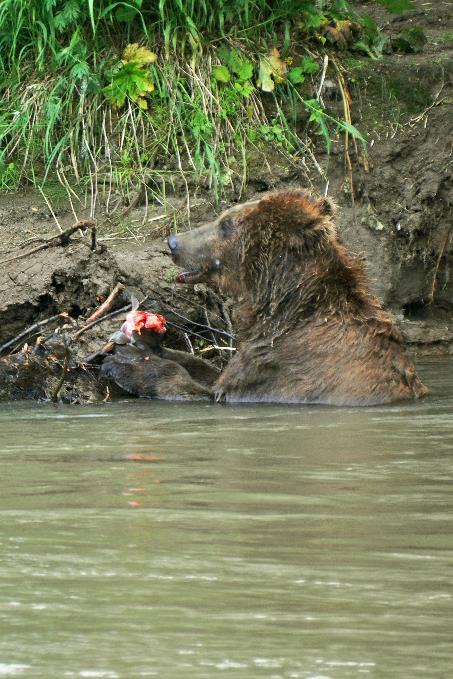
xmin=354 ymin=15 xmax=389 ymax=60
xmin=0 ymin=0 xmax=410 ymax=208
xmin=103 ymin=44 xmax=157 ymax=109
xmin=259 ymin=121 xmax=287 ymax=145
xmin=300 ymin=96 xmax=366 ymax=153
xmin=0 ymin=159 xmax=18 ymax=191
xmin=287 ymin=57 xmax=319 ymax=84
xmin=213 ymin=48 xmax=255 ymax=98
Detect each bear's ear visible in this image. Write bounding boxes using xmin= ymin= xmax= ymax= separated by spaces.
xmin=316 ymin=196 xmax=336 ymax=217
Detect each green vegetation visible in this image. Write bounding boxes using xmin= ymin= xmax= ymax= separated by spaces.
xmin=0 ymin=0 xmax=413 ymax=204
xmin=391 ymin=26 xmax=427 ymax=53
xmin=438 ymin=33 xmax=453 ymax=44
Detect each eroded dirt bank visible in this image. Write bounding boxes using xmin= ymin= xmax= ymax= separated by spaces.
xmin=0 ymin=0 xmax=452 ymax=402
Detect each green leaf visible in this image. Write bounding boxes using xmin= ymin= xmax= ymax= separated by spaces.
xmin=70 ymin=61 xmax=91 ymax=80
xmin=236 ymin=61 xmax=253 ymax=81
xmin=116 ymin=6 xmax=140 ymax=23
xmin=305 ymin=99 xmax=332 ymax=153
xmin=54 ymin=0 xmax=81 ymax=32
xmin=300 ymin=57 xmax=319 ymax=75
xmin=88 ymin=0 xmax=96 ymax=34
xmin=353 ymin=40 xmax=379 ymax=60
xmin=228 ymin=51 xmax=253 ymax=80
xmin=288 ymin=67 xmax=305 ymax=85
xmin=103 ymin=61 xmax=154 ymax=109
xmin=216 ymin=47 xmax=230 ymax=65
xmin=216 ymin=48 xmax=253 ymax=81
xmin=360 ymin=15 xmax=378 ymax=37
xmin=102 ymin=1 xmax=143 ymax=22
xmin=213 ymin=65 xmax=231 ymax=83
xmin=233 ymin=81 xmax=254 ymax=97
xmin=337 ymin=121 xmax=366 ymax=145
xmin=303 ymin=10 xmax=326 ymax=30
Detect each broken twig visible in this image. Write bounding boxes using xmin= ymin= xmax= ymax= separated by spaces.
xmin=333 ymin=57 xmax=356 ymax=209
xmin=429 ymin=227 xmax=453 ymax=303
xmin=51 ymin=346 xmax=71 ymax=403
xmin=0 ymin=313 xmax=69 ymax=356
xmin=84 ymin=283 xmax=125 ymax=326
xmin=199 ymin=346 xmax=236 ymax=354
xmin=72 ymin=304 xmax=131 ymax=340
xmin=183 ymin=333 xmax=194 ymax=354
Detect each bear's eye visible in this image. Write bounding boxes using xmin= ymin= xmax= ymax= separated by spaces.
xmin=220 ymin=218 xmax=234 ymax=240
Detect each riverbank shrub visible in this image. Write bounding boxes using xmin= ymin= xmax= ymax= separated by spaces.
xmin=0 ymin=0 xmax=413 ymax=206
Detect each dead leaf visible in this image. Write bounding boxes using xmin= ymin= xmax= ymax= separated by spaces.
xmin=257 ymin=48 xmax=287 ymax=92
xmin=122 ymin=44 xmax=158 ymax=66
xmin=269 ymin=47 xmax=287 ymax=82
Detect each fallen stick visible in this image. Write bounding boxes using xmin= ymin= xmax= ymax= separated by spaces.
xmin=0 ymin=219 xmax=96 ymax=267
xmin=83 ymin=283 xmax=125 ymax=326
xmin=333 ymin=58 xmax=356 ymax=209
xmin=220 ymin=301 xmax=234 ymax=350
xmin=199 ymin=345 xmax=236 ymax=354
xmin=428 ymin=227 xmax=453 ymax=303
xmin=183 ymin=333 xmax=194 ymax=354
xmin=51 ymin=346 xmax=71 ymax=403
xmin=0 ymin=313 xmax=68 ymax=356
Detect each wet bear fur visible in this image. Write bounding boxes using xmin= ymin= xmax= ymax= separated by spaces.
xmin=171 ymin=190 xmax=428 ymax=405
xmin=100 ymin=344 xmax=218 ymax=400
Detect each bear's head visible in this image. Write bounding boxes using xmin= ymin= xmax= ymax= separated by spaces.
xmin=168 ymin=190 xmax=338 ymax=299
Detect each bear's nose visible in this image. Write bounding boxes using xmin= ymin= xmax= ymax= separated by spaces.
xmin=167 ymin=234 xmax=179 ymax=255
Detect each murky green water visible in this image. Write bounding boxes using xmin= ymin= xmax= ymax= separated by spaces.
xmin=0 ymin=359 xmax=452 ymax=679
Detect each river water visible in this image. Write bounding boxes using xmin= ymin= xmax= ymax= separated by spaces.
xmin=0 ymin=358 xmax=452 ymax=679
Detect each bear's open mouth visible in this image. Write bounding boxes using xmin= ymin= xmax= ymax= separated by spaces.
xmin=175 ymin=269 xmax=202 ymax=284
xmin=175 ymin=258 xmax=220 ymax=284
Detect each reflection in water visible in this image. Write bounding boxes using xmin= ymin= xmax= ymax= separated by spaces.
xmin=0 ymin=358 xmax=452 ymax=678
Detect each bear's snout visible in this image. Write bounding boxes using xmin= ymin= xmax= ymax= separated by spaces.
xmin=167 ymin=234 xmax=179 ymax=258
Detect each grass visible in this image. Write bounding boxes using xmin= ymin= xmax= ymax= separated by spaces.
xmin=0 ymin=1 xmax=405 ymax=215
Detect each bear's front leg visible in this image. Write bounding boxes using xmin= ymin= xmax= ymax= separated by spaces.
xmin=100 ymin=345 xmax=213 ymax=400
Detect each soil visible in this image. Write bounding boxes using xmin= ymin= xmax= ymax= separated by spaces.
xmin=0 ymin=0 xmax=452 ymax=402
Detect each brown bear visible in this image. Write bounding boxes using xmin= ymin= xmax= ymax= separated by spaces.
xmin=168 ymin=190 xmax=428 ymax=405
